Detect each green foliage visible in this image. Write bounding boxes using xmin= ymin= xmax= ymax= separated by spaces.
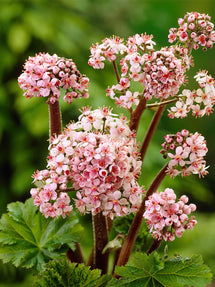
xmin=33 ymin=259 xmax=111 ymax=287
xmin=109 ymin=252 xmax=212 ymax=287
xmin=0 ymin=198 xmax=83 ymax=271
xmin=112 ymin=214 xmax=152 ymax=252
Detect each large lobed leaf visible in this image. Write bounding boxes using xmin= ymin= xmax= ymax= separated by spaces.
xmin=109 ymin=252 xmax=212 ymax=287
xmin=0 ymin=198 xmax=83 ymax=271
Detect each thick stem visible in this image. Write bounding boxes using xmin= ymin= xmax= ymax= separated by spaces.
xmin=67 ymin=242 xmax=85 ymax=264
xmin=87 ymin=217 xmax=112 ymax=268
xmin=140 ymin=105 xmax=165 ymax=162
xmin=129 ymin=97 xmax=147 ymax=132
xmin=114 ymin=163 xmax=168 ymax=273
xmin=92 ymin=212 xmax=109 ymax=274
xmin=48 ymin=101 xmax=62 ymax=137
xmin=147 ymin=238 xmax=162 ymax=255
xmin=112 ymin=61 xmax=120 ymax=83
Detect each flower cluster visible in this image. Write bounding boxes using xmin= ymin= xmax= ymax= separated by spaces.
xmin=88 ymin=36 xmax=127 ymax=69
xmin=161 ymin=129 xmax=208 ymax=177
xmin=144 ymin=188 xmax=197 ymax=241
xmin=18 ymin=52 xmax=89 ymax=104
xmin=89 ymin=34 xmax=187 ymax=110
xmin=126 ymin=33 xmax=156 ymax=52
xmin=168 ymin=70 xmax=215 ymax=118
xmin=30 ymin=107 xmax=144 ymax=219
xmin=106 ymin=47 xmax=187 ymax=109
xmin=168 ymin=12 xmax=215 ymax=50
xmin=30 ymin=183 xmax=73 ymax=218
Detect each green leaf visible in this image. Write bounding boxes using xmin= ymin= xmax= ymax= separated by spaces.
xmin=109 ymin=252 xmax=212 ymax=287
xmin=0 ymin=198 xmax=83 ymax=271
xmin=33 ymin=259 xmax=112 ymax=287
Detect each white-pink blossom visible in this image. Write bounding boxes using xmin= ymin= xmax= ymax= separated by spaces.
xmin=88 ymin=36 xmax=127 ymax=69
xmin=143 ymin=188 xmax=197 ymax=241
xmin=168 ymin=12 xmax=215 ymax=50
xmin=168 ymin=70 xmax=215 ymax=119
xmin=18 ymin=52 xmax=89 ymax=104
xmin=161 ymin=130 xmax=208 ymax=177
xmin=30 ymin=107 xmax=144 ymax=219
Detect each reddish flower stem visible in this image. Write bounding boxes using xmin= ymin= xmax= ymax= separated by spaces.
xmin=48 ymin=100 xmax=62 ymax=137
xmin=92 ymin=212 xmax=109 ymax=274
xmin=87 ymin=217 xmax=112 ymax=268
xmin=140 ymin=105 xmax=165 ymax=162
xmin=129 ymin=97 xmax=147 ymax=132
xmin=66 ymin=243 xmax=85 ymax=264
xmin=146 ymin=238 xmax=162 ymax=255
xmin=114 ymin=163 xmax=168 ymax=274
xmin=112 ymin=61 xmax=120 ymax=83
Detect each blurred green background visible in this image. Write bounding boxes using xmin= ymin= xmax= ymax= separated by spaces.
xmin=0 ymin=0 xmax=215 ymax=285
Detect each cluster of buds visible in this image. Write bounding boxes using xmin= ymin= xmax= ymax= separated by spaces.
xmin=30 ymin=107 xmax=144 ymax=219
xmin=168 ymin=12 xmax=215 ymax=50
xmin=161 ymin=129 xmax=208 ymax=177
xmin=144 ymin=188 xmax=197 ymax=241
xmin=18 ymin=52 xmax=89 ymax=104
xmin=121 ymin=48 xmax=186 ymax=100
xmin=168 ymin=70 xmax=215 ymax=118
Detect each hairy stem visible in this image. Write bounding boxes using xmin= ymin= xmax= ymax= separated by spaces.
xmin=114 ymin=163 xmax=168 ymax=273
xmin=129 ymin=97 xmax=147 ymax=132
xmin=92 ymin=212 xmax=109 ymax=274
xmin=112 ymin=61 xmax=120 ymax=83
xmin=67 ymin=242 xmax=85 ymax=264
xmin=140 ymin=105 xmax=165 ymax=162
xmin=48 ymin=100 xmax=62 ymax=137
xmin=87 ymin=217 xmax=112 ymax=268
xmin=147 ymin=238 xmax=162 ymax=255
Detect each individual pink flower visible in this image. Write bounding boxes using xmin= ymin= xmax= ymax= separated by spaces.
xmin=18 ymin=52 xmax=89 ymax=104
xmin=168 ymin=100 xmax=188 ymax=119
xmin=144 ymin=188 xmax=197 ymax=241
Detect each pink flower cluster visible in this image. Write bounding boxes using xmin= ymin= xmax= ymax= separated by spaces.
xmin=18 ymin=52 xmax=89 ymax=104
xmin=106 ymin=47 xmax=187 ymax=109
xmin=161 ymin=129 xmax=208 ymax=177
xmin=144 ymin=188 xmax=197 ymax=241
xmin=168 ymin=12 xmax=215 ymax=50
xmin=30 ymin=107 xmax=144 ymax=219
xmin=30 ymin=183 xmax=73 ymax=218
xmin=168 ymin=70 xmax=215 ymax=118
xmin=89 ymin=34 xmax=187 ymax=109
xmin=88 ymin=36 xmax=127 ymax=69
